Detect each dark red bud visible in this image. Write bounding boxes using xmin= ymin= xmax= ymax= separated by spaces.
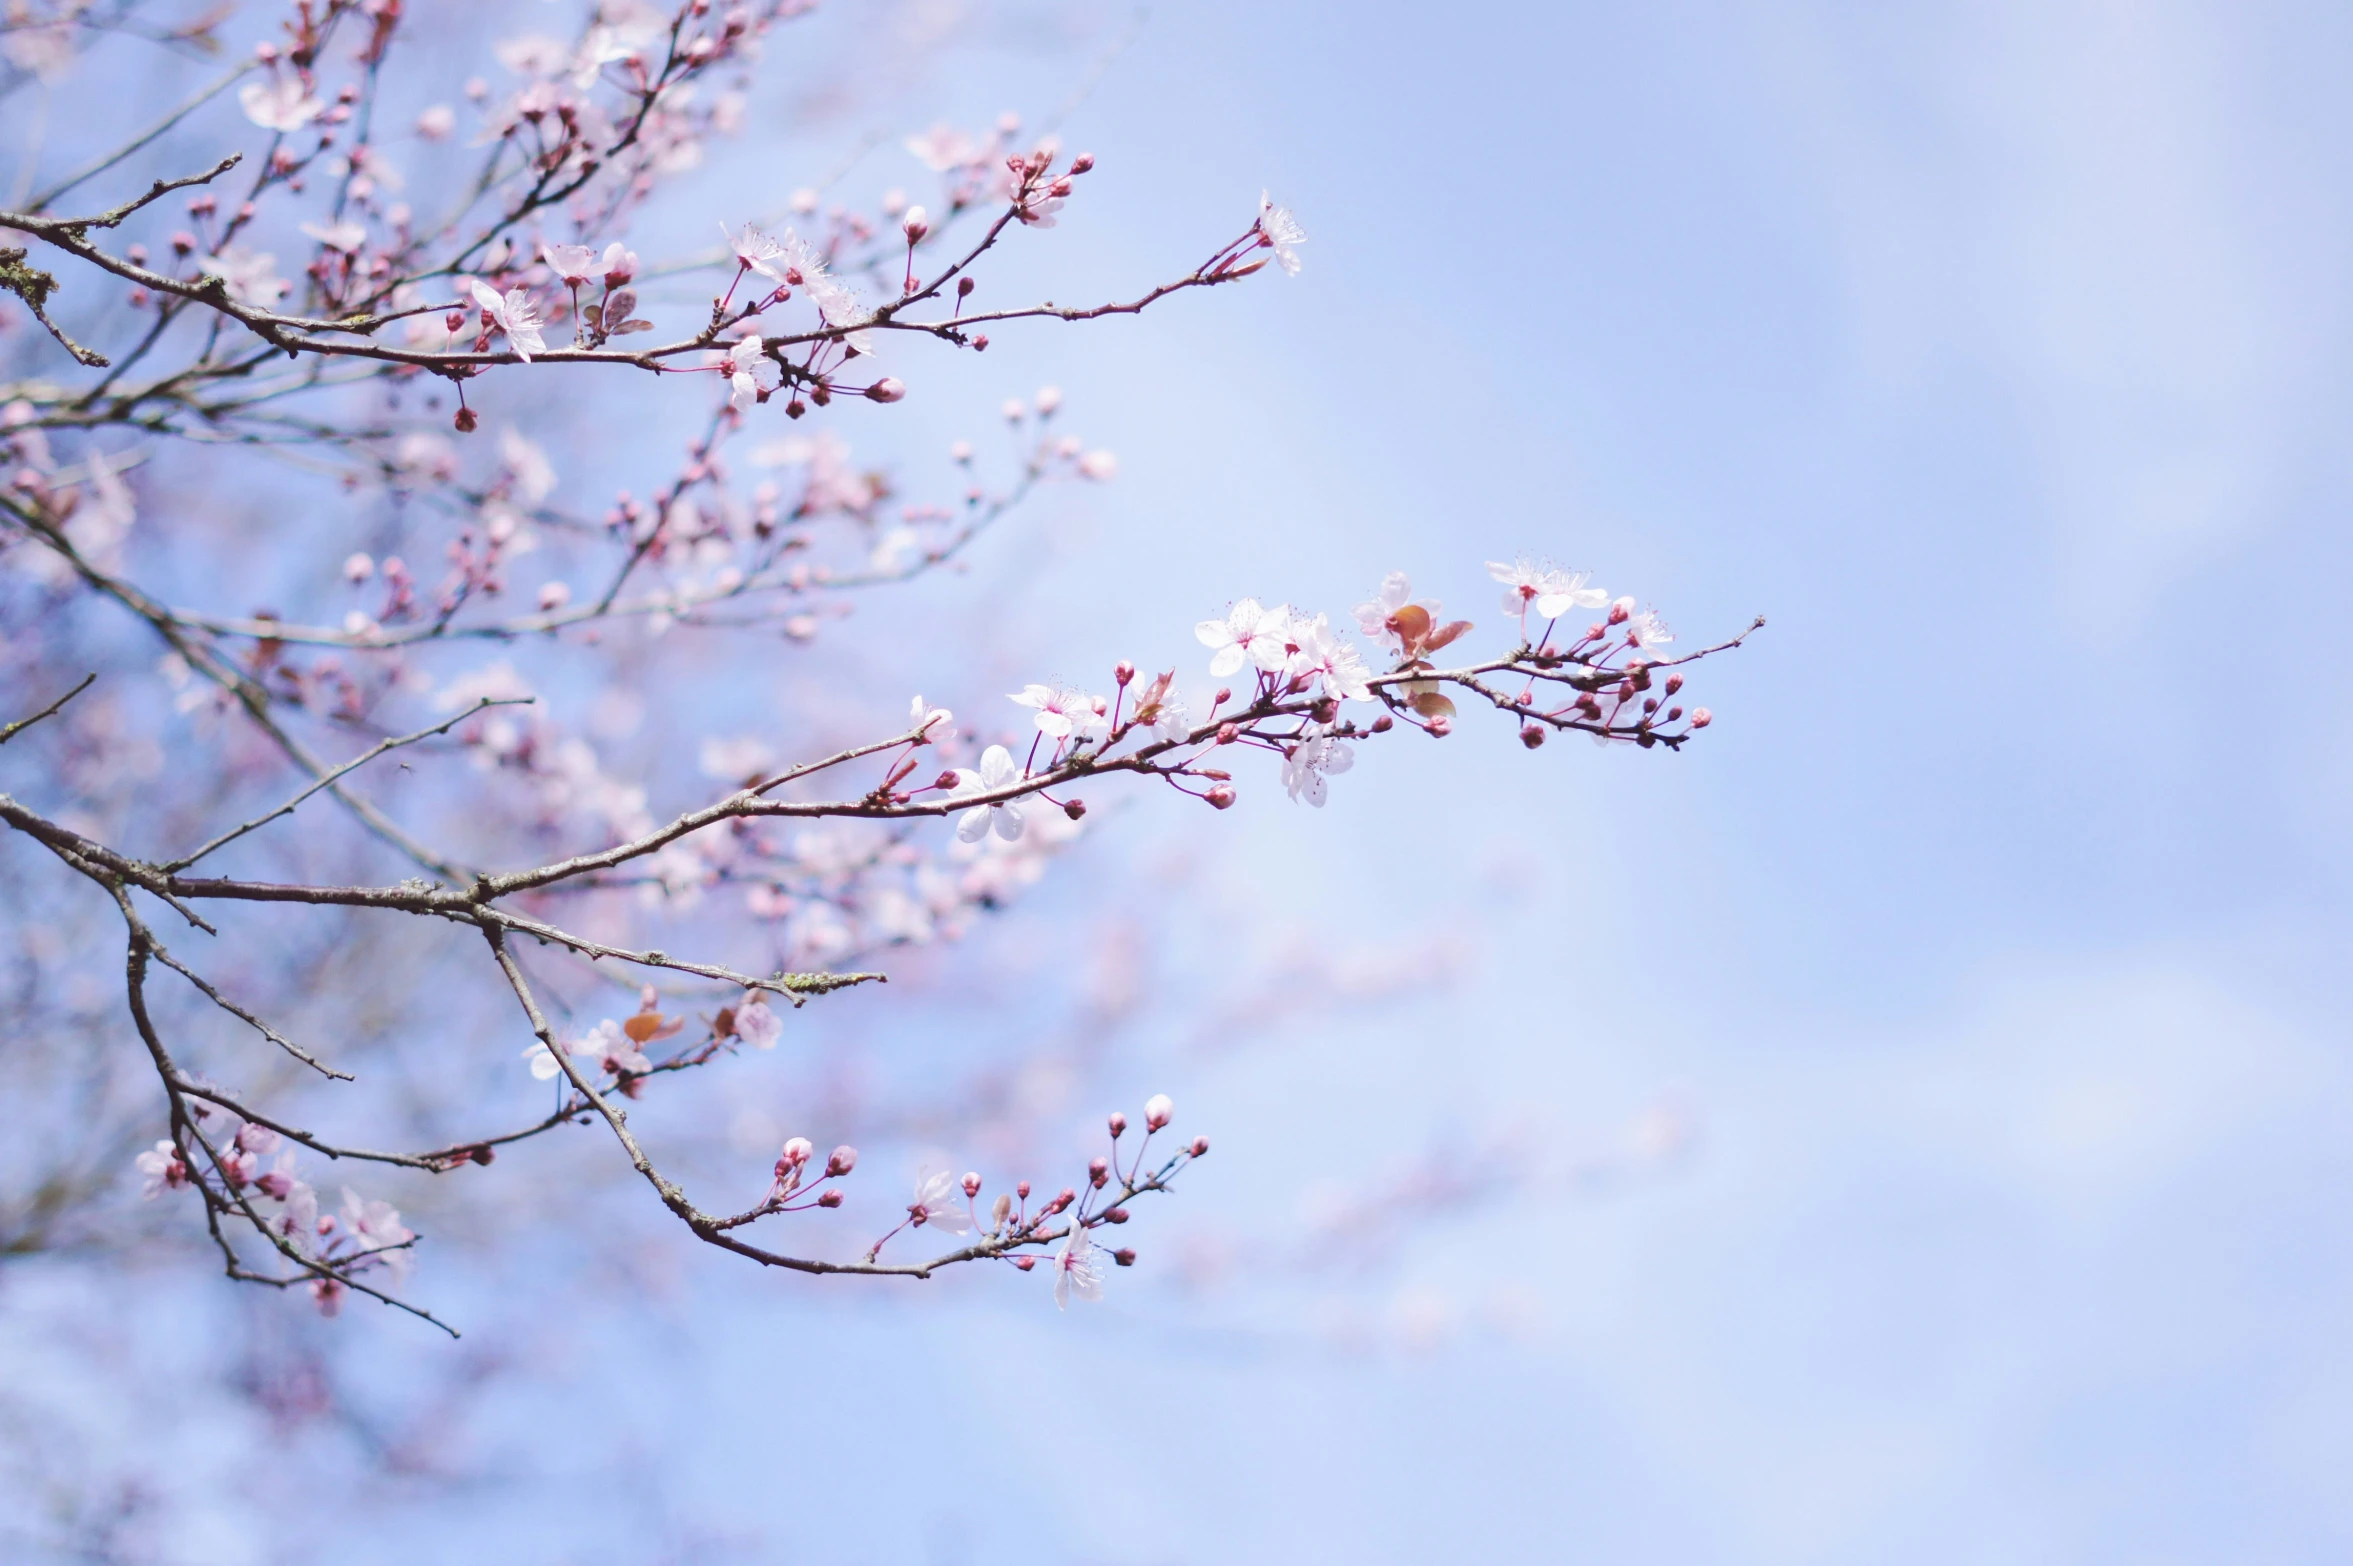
xmin=1063 ymin=799 xmax=1086 ymax=821
xmin=1370 ymin=715 xmax=1394 ymax=734
xmin=1520 ymin=724 xmax=1546 ymax=749
xmin=470 ymin=1145 xmax=496 ymax=1165
xmin=817 ymin=1188 xmax=843 ymax=1207
xmin=453 ymin=407 xmax=478 ymax=433
xmin=1103 ymin=1207 xmax=1129 ymax=1224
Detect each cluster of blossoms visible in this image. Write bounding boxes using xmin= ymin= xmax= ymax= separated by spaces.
xmin=0 ymin=0 xmax=1747 ymax=1345
xmin=134 ymin=1104 xmax=414 ymax=1316
xmin=720 ymin=1093 xmax=1200 ymax=1309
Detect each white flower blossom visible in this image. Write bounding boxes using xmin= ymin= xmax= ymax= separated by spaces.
xmin=1257 ymin=192 xmax=1306 ymax=276
xmin=340 ymin=1187 xmax=415 ymax=1279
xmin=133 ymin=1140 xmax=186 ymax=1199
xmin=909 ymin=1167 xmax=973 ymax=1233
xmin=1297 ymin=613 xmax=1375 ymax=703
xmin=470 ymin=280 xmax=546 ymax=361
xmin=1009 ymin=685 xmax=1106 ymax=741
xmin=952 ymin=745 xmax=1026 ymax=843
xmin=1053 ymin=1223 xmax=1105 ymax=1309
xmin=1281 ymin=723 xmax=1354 ymax=807
xmin=1195 ymin=598 xmax=1293 ymax=678
xmin=910 ymin=694 xmax=954 ymax=742
xmin=240 ymin=76 xmax=323 ymax=132
xmin=199 ymin=247 xmax=289 ymax=307
xmin=1487 ymin=557 xmax=1608 ymax=622
xmin=723 ymin=334 xmax=781 ymax=412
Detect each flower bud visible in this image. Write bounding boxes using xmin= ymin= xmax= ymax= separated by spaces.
xmin=1370 ymin=715 xmax=1394 ymax=733
xmin=1216 ymin=722 xmax=1239 ymax=745
xmin=1664 ymin=673 xmax=1684 ymax=695
xmin=817 ymin=1188 xmax=843 ymax=1207
xmin=453 ymin=406 xmax=478 ymax=433
xmin=972 ymin=334 xmax=988 ymax=350
xmin=1063 ymin=798 xmax=1086 ymax=821
xmin=470 ymin=1145 xmax=496 ymax=1165
xmin=1088 ymin=1156 xmax=1109 ymax=1187
xmin=1112 ymin=1247 xmax=1136 ymax=1267
xmin=1189 ymin=1137 xmax=1209 ymax=1157
xmin=1609 ymin=599 xmax=1633 ymax=625
xmin=782 ymin=1136 xmax=813 ymax=1167
xmin=345 ymin=552 xmax=376 ymax=582
xmin=825 ymin=1145 xmax=858 ymax=1176
xmin=1104 ymin=1207 xmax=1130 ymax=1224
xmin=1069 ymin=152 xmax=1096 ymax=174
xmin=1312 ymin=697 xmax=1340 ymax=724
xmin=1144 ymin=1094 xmax=1173 ymax=1131
xmin=1205 ymin=784 xmax=1236 ymax=810
xmin=785 ymin=397 xmax=806 ymax=418
xmin=1107 ymin=1111 xmax=1127 ymax=1138
xmin=1521 ymin=723 xmax=1546 ymax=749
xmin=902 ymin=205 xmax=929 ymax=242
xmin=865 ymin=377 xmax=906 ymax=403
xmin=1016 ymin=1180 xmax=1032 ymax=1200
xmin=1013 ymin=1255 xmax=1037 ymax=1271
xmin=991 ymin=1193 xmax=1013 ymax=1225
xmin=1427 ymin=715 xmax=1452 ymax=737
xmin=1114 ymin=660 xmax=1135 ymax=686
xmin=956 ymin=276 xmax=975 ymax=298
xmin=962 ymin=1171 xmax=982 ymax=1198
xmin=1690 ymin=707 xmax=1712 ymax=728
xmin=1212 ymin=687 xmax=1232 ymax=707
xmin=1053 ymin=1186 xmax=1077 ymax=1212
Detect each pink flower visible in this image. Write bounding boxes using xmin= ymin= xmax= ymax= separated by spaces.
xmin=723 ymin=221 xmax=786 ymax=276
xmin=1052 ymin=1223 xmax=1104 ymax=1309
xmin=734 ymin=993 xmax=783 ymax=1050
xmin=1294 ymin=613 xmax=1374 ymax=703
xmin=470 ymin=280 xmax=546 ymax=361
xmin=311 ymin=1277 xmax=346 ymax=1316
xmin=134 ymin=1140 xmax=188 ymax=1199
xmin=340 ymin=1187 xmax=415 ymax=1278
xmin=200 ymin=247 xmax=289 ymax=307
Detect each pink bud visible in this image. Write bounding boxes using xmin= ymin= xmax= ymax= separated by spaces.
xmin=782 ymin=1137 xmax=813 ymax=1167
xmin=1690 ymin=708 xmax=1712 ymax=728
xmin=1053 ymin=1187 xmax=1077 ymax=1212
xmin=1212 ymin=687 xmax=1232 ymax=707
xmin=1665 ymin=673 xmax=1684 ymax=695
xmin=962 ymin=1171 xmax=982 ymax=1198
xmin=1088 ymin=1156 xmax=1109 ymax=1187
xmin=1113 ymin=1247 xmax=1136 ymax=1266
xmin=1104 ymin=1207 xmax=1130 ymax=1224
xmin=1013 ymin=1255 xmax=1037 ymax=1271
xmin=817 ymin=1188 xmax=843 ymax=1208
xmin=902 ymin=206 xmax=929 ymax=242
xmin=1189 ymin=1137 xmax=1209 ymax=1158
xmin=1370 ymin=715 xmax=1394 ymax=734
xmin=865 ymin=377 xmax=906 ymax=403
xmin=1143 ymin=1093 xmax=1173 ymax=1131
xmin=1521 ymin=724 xmax=1546 ymax=749
xmin=1069 ymin=152 xmax=1096 ymax=174
xmin=972 ymin=334 xmax=988 ymax=350
xmin=991 ymin=1193 xmax=1013 ymax=1225
xmin=1427 ymin=715 xmax=1453 ymax=737
xmin=1609 ymin=600 xmax=1632 ymax=625
xmin=1107 ymin=1111 xmax=1128 ymax=1138
xmin=956 ymin=276 xmax=975 ymax=298
xmin=1016 ymin=1180 xmax=1032 ymax=1200
xmin=454 ymin=407 xmax=478 ymax=434
xmin=1063 ymin=798 xmax=1086 ymax=821
xmin=1114 ymin=660 xmax=1135 ymax=686
xmin=1216 ymin=722 xmax=1239 ymax=745
xmin=1205 ymin=784 xmax=1236 ymax=810
xmin=825 ymin=1145 xmax=858 ymax=1176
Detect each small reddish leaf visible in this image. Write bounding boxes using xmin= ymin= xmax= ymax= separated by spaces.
xmin=1386 ymin=604 xmax=1433 ymax=647
xmin=624 ymin=1012 xmax=667 ymax=1043
xmin=1408 ymin=691 xmax=1458 ymax=720
xmin=1423 ymin=619 xmax=1474 ymax=654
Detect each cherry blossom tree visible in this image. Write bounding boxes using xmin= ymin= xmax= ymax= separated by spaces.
xmin=0 ymin=0 xmax=1758 ymax=1348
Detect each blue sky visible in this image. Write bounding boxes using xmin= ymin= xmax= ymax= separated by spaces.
xmin=12 ymin=1 xmax=2353 ymax=1561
